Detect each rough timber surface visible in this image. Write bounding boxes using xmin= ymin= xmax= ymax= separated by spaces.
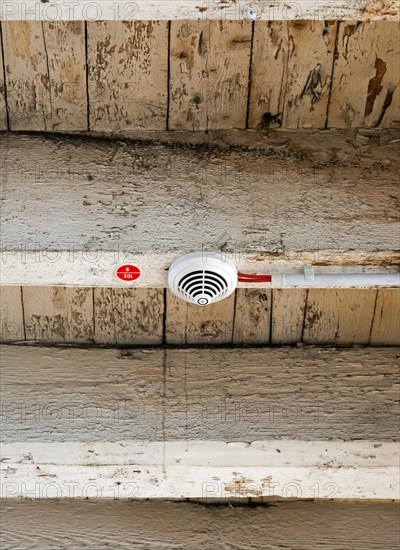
xmin=1 ymin=500 xmax=399 ymax=550
xmin=1 ymin=129 xmax=399 ymax=287
xmin=169 ymin=21 xmax=252 ymax=130
xmin=0 ymin=20 xmax=399 ymax=132
xmin=1 ymin=345 xmax=398 ymax=442
xmin=249 ymin=21 xmax=337 ymax=129
xmin=87 ymin=21 xmax=169 ymax=132
xmin=1 ymin=287 xmax=399 ymax=345
xmin=328 ymin=21 xmax=400 ymax=129
xmin=1 ymin=22 xmax=87 ymax=131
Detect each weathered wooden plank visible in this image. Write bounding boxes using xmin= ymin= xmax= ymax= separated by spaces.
xmin=1 ymin=440 xmax=398 ymax=500
xmin=2 ymin=1 xmax=399 ymax=21
xmin=2 ymin=22 xmax=49 ymax=130
xmin=169 ymin=21 xmax=251 ymax=130
xmin=271 ymin=288 xmax=307 ymax=344
xmin=87 ymin=21 xmax=168 ymax=132
xmin=233 ymin=289 xmax=271 ymax=344
xmin=0 ymin=287 xmax=24 ymax=342
xmin=370 ymin=288 xmax=400 ymax=345
xmin=0 ymin=26 xmax=7 ymax=130
xmin=2 ymin=286 xmax=397 ymax=347
xmin=1 ymin=501 xmax=399 ymax=549
xmin=328 ymin=21 xmax=400 ymax=128
xmin=249 ymin=21 xmax=337 ymax=129
xmin=1 ymin=131 xmax=399 ymax=287
xmin=1 ymin=346 xmax=164 ymax=442
xmin=2 ymin=22 xmax=87 ymax=131
xmin=1 ymin=346 xmax=398 ymax=442
xmin=40 ymin=21 xmax=87 ymax=131
xmin=94 ymin=288 xmax=164 ymax=345
xmin=303 ymin=289 xmax=378 ymax=345
xmin=22 ymin=287 xmax=93 ymax=343
xmin=166 ymin=290 xmax=234 ymax=344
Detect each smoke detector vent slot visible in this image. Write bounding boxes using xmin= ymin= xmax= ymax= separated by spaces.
xmin=168 ymin=252 xmax=237 ymax=306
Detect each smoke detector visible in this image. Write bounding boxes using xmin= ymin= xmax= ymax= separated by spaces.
xmin=168 ymin=252 xmax=237 ymax=306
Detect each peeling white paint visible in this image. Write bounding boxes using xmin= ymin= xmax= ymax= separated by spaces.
xmin=1 ymin=440 xmax=398 ymax=500
xmin=1 ymin=1 xmax=397 ymax=22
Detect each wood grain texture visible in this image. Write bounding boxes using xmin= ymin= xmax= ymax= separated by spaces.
xmin=94 ymin=288 xmax=164 ymax=345
xmin=2 ymin=22 xmax=49 ymax=130
xmin=249 ymin=21 xmax=337 ymax=129
xmin=165 ymin=290 xmax=234 ymax=344
xmin=1 ymin=346 xmax=398 ymax=442
xmin=1 ymin=20 xmax=399 ymax=132
xmin=1 ymin=501 xmax=399 ymax=550
xmin=3 ymin=286 xmax=398 ymax=347
xmin=271 ymin=288 xmax=307 ymax=344
xmin=0 ymin=287 xmax=24 ymax=342
xmin=370 ymin=288 xmax=400 ymax=345
xmin=22 ymin=287 xmax=93 ymax=343
xmin=328 ymin=21 xmax=400 ymax=128
xmin=2 ymin=131 xmax=399 ymax=289
xmin=303 ymin=289 xmax=378 ymax=345
xmin=3 ymin=0 xmax=400 ymax=21
xmin=2 ymin=22 xmax=87 ymax=131
xmin=2 ymin=440 xmax=398 ymax=500
xmin=87 ymin=21 xmax=168 ymax=131
xmin=169 ymin=21 xmax=252 ymax=130
xmin=40 ymin=21 xmax=87 ymax=131
xmin=0 ymin=26 xmax=7 ymax=130
xmin=233 ymin=289 xmax=271 ymax=344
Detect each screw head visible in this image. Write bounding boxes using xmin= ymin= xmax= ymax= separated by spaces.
xmin=244 ymin=5 xmax=259 ymax=20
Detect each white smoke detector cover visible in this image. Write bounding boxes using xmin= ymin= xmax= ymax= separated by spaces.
xmin=168 ymin=252 xmax=237 ymax=306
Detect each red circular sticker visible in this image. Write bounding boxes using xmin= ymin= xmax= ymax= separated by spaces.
xmin=116 ymin=264 xmax=141 ymax=282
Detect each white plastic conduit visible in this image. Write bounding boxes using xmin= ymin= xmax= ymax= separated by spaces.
xmin=270 ymin=272 xmax=400 ymax=288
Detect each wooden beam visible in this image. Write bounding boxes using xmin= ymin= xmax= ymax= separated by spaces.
xmin=1 ymin=501 xmax=399 ymax=548
xmin=1 ymin=131 xmax=399 ymax=287
xmin=1 ymin=345 xmax=398 ymax=442
xmin=2 ymin=345 xmax=398 ymax=500
xmin=1 ymin=440 xmax=398 ymax=500
xmin=1 ymin=1 xmax=399 ymax=21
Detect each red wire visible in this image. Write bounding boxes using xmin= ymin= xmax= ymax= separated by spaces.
xmin=238 ymin=272 xmax=272 ymax=283
xmin=238 ymin=279 xmax=271 ymax=283
xmin=238 ymin=272 xmax=270 ymax=278
xmin=238 ymin=273 xmax=271 ymax=278
xmin=238 ymin=277 xmax=271 ymax=281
